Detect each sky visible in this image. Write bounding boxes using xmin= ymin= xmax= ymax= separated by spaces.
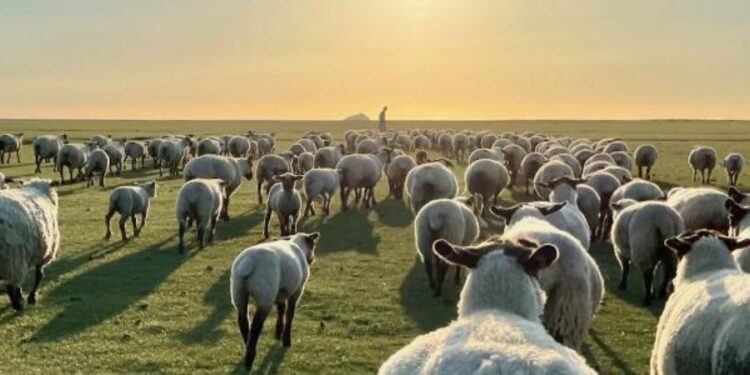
xmin=1 ymin=0 xmax=749 ymax=120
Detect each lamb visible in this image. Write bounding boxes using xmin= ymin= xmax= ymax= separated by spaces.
xmin=723 ymin=153 xmax=744 ymax=186
xmin=464 ymin=159 xmax=510 ymax=217
xmin=611 ymin=178 xmax=664 ymax=203
xmin=520 ymin=152 xmax=546 ymax=195
xmin=386 ymin=155 xmax=417 ymax=199
xmin=666 ymin=187 xmax=729 ymax=232
xmin=264 ymin=173 xmax=303 ymax=239
xmin=302 ymin=168 xmax=339 ymax=216
xmin=0 ymin=179 xmax=59 ymax=311
xmin=33 ymin=134 xmax=67 ymax=173
xmin=468 ymin=148 xmax=503 ymax=164
xmin=228 ymin=136 xmax=252 ymax=157
xmin=102 ymin=143 xmax=125 ymax=176
xmin=451 ymin=134 xmax=469 ymax=162
xmin=176 ymin=178 xmax=225 ymax=253
xmin=414 ymin=198 xmax=479 ymax=296
xmin=184 ymin=155 xmax=253 ymax=220
xmin=255 ymin=154 xmax=291 ymax=204
xmin=583 ymin=171 xmax=621 ymax=239
xmin=404 ymin=161 xmax=459 ymax=213
xmin=497 ymin=212 xmax=604 ymax=349
xmin=688 ymin=145 xmax=718 ymax=184
xmin=197 ymin=138 xmax=222 ymax=156
xmin=123 ymin=140 xmax=148 ymax=170
xmin=313 ymin=144 xmax=345 ymax=169
xmin=336 ymin=150 xmax=390 ymax=210
xmin=56 ymin=143 xmax=91 ymax=184
xmin=0 ymin=133 xmax=24 ymax=164
xmin=379 ymin=237 xmax=596 ymax=375
xmin=231 ymin=232 xmax=319 ymax=370
xmin=533 ymin=160 xmax=574 ymax=200
xmin=85 ymin=148 xmax=110 ymax=188
xmin=653 ymin=230 xmax=750 ymax=375
xmin=610 ymin=199 xmax=685 ymax=305
xmin=104 ymin=181 xmax=158 ymax=241
xmin=633 ymin=144 xmax=658 ymax=180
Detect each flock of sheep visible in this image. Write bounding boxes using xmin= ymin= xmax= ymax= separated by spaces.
xmin=1 ymin=128 xmax=749 ymax=373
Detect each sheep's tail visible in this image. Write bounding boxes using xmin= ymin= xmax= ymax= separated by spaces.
xmin=543 ymin=277 xmax=592 ymax=350
xmin=230 ymin=263 xmax=254 ymax=309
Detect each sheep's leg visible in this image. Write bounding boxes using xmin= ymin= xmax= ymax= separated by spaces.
xmin=282 ymin=294 xmax=300 ymax=347
xmin=706 ymin=168 xmax=713 ymax=184
xmin=263 ymin=208 xmax=272 ymax=239
xmin=275 ymin=302 xmax=286 ymax=340
xmin=208 ymin=214 xmax=218 ymax=243
xmin=119 ymin=216 xmax=128 ymax=241
xmin=99 ymin=171 xmax=105 ymax=188
xmin=244 ymin=306 xmax=270 ymax=369
xmin=221 ymin=197 xmax=230 ymax=221
xmin=646 ymin=166 xmax=652 ymax=180
xmin=641 ymin=267 xmax=654 ymax=306
xmin=433 ymin=258 xmax=449 ymax=297
xmin=130 ymin=215 xmax=138 ymax=238
xmin=136 ymin=212 xmax=147 ymax=236
xmin=104 ymin=209 xmax=115 ymax=240
xmin=454 ymin=266 xmax=461 ymax=286
xmin=637 ymin=166 xmax=643 ymax=178
xmin=15 ymin=151 xmax=20 ymax=163
xmin=68 ymin=167 xmax=74 ymax=184
xmin=196 ymin=224 xmax=206 ymax=249
xmin=340 ymin=186 xmax=350 ymax=211
xmin=178 ymin=221 xmax=187 ymax=253
xmin=303 ymin=199 xmax=313 ymax=217
xmin=370 ymin=188 xmax=377 ymax=207
xmin=525 ymin=178 xmax=530 ymax=195
xmin=257 ymin=181 xmax=264 ymax=204
xmin=27 ymin=265 xmax=44 ymax=305
xmin=617 ymin=256 xmax=630 ymax=290
xmin=6 ymin=285 xmax=23 ymax=312
xmin=423 ymin=256 xmax=435 ymax=291
xmin=658 ymin=259 xmax=676 ymax=299
xmin=34 ymin=154 xmax=42 ymax=174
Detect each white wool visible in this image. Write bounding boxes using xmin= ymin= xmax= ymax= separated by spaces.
xmin=651 ymin=236 xmax=750 ymax=374
xmin=666 ymin=187 xmax=729 ymax=232
xmin=611 ymin=178 xmax=664 ymax=202
xmin=533 ymin=161 xmax=574 ymax=200
xmin=255 ymin=154 xmax=291 ymax=204
xmin=302 ymin=168 xmax=339 ymax=216
xmin=184 ymin=155 xmax=252 ymax=213
xmin=404 ymin=162 xmax=458 ymax=213
xmin=464 ymin=159 xmax=510 ymax=217
xmin=468 ymin=148 xmax=504 ymax=164
xmin=176 ymin=178 xmax=224 ymax=248
xmin=543 ymin=183 xmax=591 ymax=249
xmin=386 ymin=155 xmax=416 ymax=199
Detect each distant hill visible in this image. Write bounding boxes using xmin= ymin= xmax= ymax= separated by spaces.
xmin=343 ymin=113 xmax=371 ymax=122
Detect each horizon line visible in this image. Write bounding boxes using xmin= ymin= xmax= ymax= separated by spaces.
xmin=2 ymin=117 xmax=749 ymax=122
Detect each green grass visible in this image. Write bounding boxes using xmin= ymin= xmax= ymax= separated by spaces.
xmin=0 ymin=119 xmax=747 ymax=374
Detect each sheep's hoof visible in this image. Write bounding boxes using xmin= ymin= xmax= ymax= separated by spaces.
xmin=104 ymin=233 xmax=111 ymax=241
xmin=27 ymin=294 xmax=37 ymax=305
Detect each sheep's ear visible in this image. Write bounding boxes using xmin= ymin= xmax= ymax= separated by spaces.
xmin=622 ymin=176 xmax=632 ymax=183
xmin=714 ymin=234 xmax=750 ymax=252
xmin=308 ymin=232 xmax=320 ymax=243
xmin=489 ymin=204 xmax=520 ymax=221
xmin=728 ymin=187 xmax=748 ymax=203
xmin=538 ymin=202 xmax=566 ymax=216
xmin=664 ymin=237 xmax=693 ymax=257
xmin=272 ymin=175 xmax=281 ymax=182
xmin=433 ymin=239 xmax=481 ymax=269
xmin=294 ymin=174 xmax=303 ymax=181
xmin=725 ymin=198 xmax=750 ymax=217
xmin=521 ymin=244 xmax=558 ymax=277
xmin=3 ymin=176 xmax=14 ymax=183
xmin=610 ymin=201 xmax=624 ymax=211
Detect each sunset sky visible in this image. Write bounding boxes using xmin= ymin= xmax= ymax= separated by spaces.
xmin=2 ymin=0 xmax=749 ymax=120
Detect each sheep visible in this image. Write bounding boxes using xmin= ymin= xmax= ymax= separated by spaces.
xmin=583 ymin=152 xmax=616 ymax=168
xmin=632 ymin=143 xmax=658 ymax=180
xmin=227 ymin=136 xmax=251 ymax=157
xmin=723 ymin=153 xmax=744 ymax=186
xmin=467 ymin=148 xmax=503 ymax=164
xmin=688 ymin=145 xmax=718 ymax=184
xmin=386 ymin=155 xmax=417 ymax=199
xmin=536 ymin=176 xmax=592 ymax=249
xmin=551 ymin=153 xmax=582 ymax=177
xmin=302 ymin=168 xmax=339 ymax=217
xmin=533 ymin=160 xmax=574 ymax=200
xmin=120 ymin=140 xmax=146 ymax=170
xmin=313 ymin=144 xmax=345 ymax=169
xmin=147 ymin=138 xmax=163 ymax=167
xmin=85 ymin=148 xmax=110 ymax=188
xmin=296 ymin=152 xmax=314 ymax=175
xmin=544 ymin=146 xmax=570 ymax=159
xmin=264 ymin=173 xmax=303 ymax=239
xmin=344 ymin=131 xmax=359 ymax=153
xmin=184 ymin=155 xmax=253 ymax=220
xmin=724 ymin=199 xmax=750 ymax=272
xmin=230 ymin=232 xmax=319 ymax=370
xmin=157 ymin=137 xmax=193 ymax=177
xmin=255 ymin=154 xmax=291 ymax=204
xmin=56 ymin=143 xmax=91 ymax=184
xmin=514 ymin=136 xmax=532 ymax=152
xmin=666 ymin=187 xmax=729 ymax=232
xmin=0 ymin=173 xmax=11 ymax=190
xmin=438 ymin=133 xmax=454 ymax=157
xmin=653 ymin=230 xmax=750 ymax=375
xmin=574 ymin=148 xmax=596 ymax=167
xmin=601 ymin=165 xmax=632 ymax=184
xmin=412 ymin=135 xmax=431 ymax=150
xmin=520 ymin=152 xmax=546 ymax=195
xmin=581 ymin=160 xmax=614 ymax=178
xmin=33 ymin=134 xmax=67 ymax=173
xmin=404 ymin=161 xmax=458 ymax=213
xmin=495 ymin=212 xmax=603 ymax=349
xmin=464 ymin=159 xmax=510 ymax=217
xmin=584 ymin=171 xmax=621 ymax=239
xmin=451 ymin=134 xmax=469 ymax=162
xmin=379 ymin=237 xmax=596 ymax=375
xmin=611 ymin=178 xmax=664 ymax=203
xmin=0 ymin=179 xmax=59 ymax=311
xmin=104 ymin=181 xmax=158 ymax=241
xmin=502 ymin=144 xmax=527 ymax=186
xmin=603 ymin=140 xmax=629 ymax=154
xmin=90 ymin=134 xmax=112 ymax=148
xmin=197 ymin=138 xmax=222 ymax=156
xmin=336 ymin=150 xmax=390 ymax=210
xmin=610 ymin=199 xmax=685 ymax=305
xmin=356 ymin=138 xmax=380 ymax=154
xmin=0 ymin=133 xmax=24 ymax=164
xmin=479 ymin=133 xmax=497 ymax=149
xmin=176 ymin=178 xmax=225 ymax=253
xmin=414 ymin=198 xmax=479 ymax=296
xmin=576 ymin=184 xmax=601 ymax=240
xmin=289 ymin=143 xmax=306 ymax=157
xmin=610 ymin=151 xmax=633 ymax=170
xmin=102 ymin=143 xmax=125 ymax=176
xmin=492 ymin=138 xmax=513 ymax=150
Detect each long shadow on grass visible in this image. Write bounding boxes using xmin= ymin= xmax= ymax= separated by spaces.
xmin=398 ymin=261 xmax=457 ymax=331
xmin=219 ymin=210 xmax=265 ymax=239
xmin=180 ymin=268 xmax=232 ymax=344
xmin=33 ymin=234 xmax=184 ymax=341
xmin=588 ymin=329 xmax=637 ymax=375
xmin=299 ymin=211 xmax=380 ymax=255
xmin=373 ymin=199 xmax=413 ymax=228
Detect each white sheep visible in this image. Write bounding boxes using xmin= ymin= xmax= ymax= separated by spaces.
xmin=302 ymin=168 xmax=339 ymax=216
xmin=414 ymin=198 xmax=479 ymax=296
xmin=386 ymin=155 xmax=417 ymax=200
xmin=356 ymin=138 xmax=380 ymax=154
xmin=184 ymin=155 xmax=253 ymax=220
xmin=412 ymin=135 xmax=431 ymax=150
xmin=520 ymin=152 xmax=546 ymax=195
xmin=158 ymin=137 xmax=192 ymax=177
xmin=379 ymin=237 xmax=596 ymax=375
xmin=90 ymin=134 xmax=112 ymax=148
xmin=610 ymin=199 xmax=685 ymax=305
xmin=452 ymin=133 xmax=469 ymax=162
xmin=102 ymin=142 xmax=125 ymax=176
xmin=688 ymin=145 xmax=718 ymax=184
xmin=574 ymin=148 xmax=596 ymax=168
xmin=313 ymin=144 xmax=345 ymax=169
xmin=723 ymin=153 xmax=744 ymax=186
xmin=85 ymin=148 xmax=110 ymax=188
xmin=653 ymin=230 xmax=750 ymax=374
xmin=104 ymin=181 xmax=158 ymax=241
xmin=0 ymin=179 xmax=59 ymax=311
xmin=576 ymin=184 xmax=601 ymax=240
xmin=264 ymin=173 xmax=303 ymax=238
xmin=502 ymin=143 xmax=527 ymax=186
xmin=255 ymin=154 xmax=292 ymax=204
xmin=611 ymin=178 xmax=664 ymax=203
xmin=584 ymin=171 xmax=621 ymax=239
xmin=610 ymin=151 xmax=633 ymax=171
xmin=197 ymin=138 xmax=222 ymax=156
xmin=146 ymin=138 xmax=163 ymax=167
xmin=601 ymin=165 xmax=632 ymax=184
xmin=230 ymin=232 xmax=319 ymax=370
xmin=33 ymin=134 xmax=67 ymax=173
xmin=0 ymin=133 xmax=24 ymax=164
xmin=228 ymin=136 xmax=251 ymax=157
xmin=56 ymin=143 xmax=91 ymax=184
xmin=666 ymin=187 xmax=729 ymax=232
xmin=336 ymin=150 xmax=390 ymax=210
xmin=404 ymin=160 xmax=458 ymax=213
xmin=296 ymin=152 xmax=314 ymax=175
xmin=464 ymin=159 xmax=510 ymax=217
xmin=551 ymin=153 xmax=582 ymax=178
xmin=633 ymin=144 xmax=658 ymax=180
xmin=724 ymin=199 xmax=750 ymax=272
xmin=123 ymin=140 xmax=148 ymax=170
xmin=537 ymin=176 xmax=592 ymax=249
xmin=533 ymin=160 xmax=574 ymax=200
xmin=176 ymin=178 xmax=226 ymax=253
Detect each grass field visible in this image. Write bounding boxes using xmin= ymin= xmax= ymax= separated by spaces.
xmin=0 ymin=119 xmax=747 ymax=374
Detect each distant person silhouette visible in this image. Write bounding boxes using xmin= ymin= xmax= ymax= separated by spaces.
xmin=378 ymin=106 xmax=388 ymax=132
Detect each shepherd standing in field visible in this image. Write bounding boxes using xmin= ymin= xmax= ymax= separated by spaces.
xmin=379 ymin=106 xmax=388 ymax=132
